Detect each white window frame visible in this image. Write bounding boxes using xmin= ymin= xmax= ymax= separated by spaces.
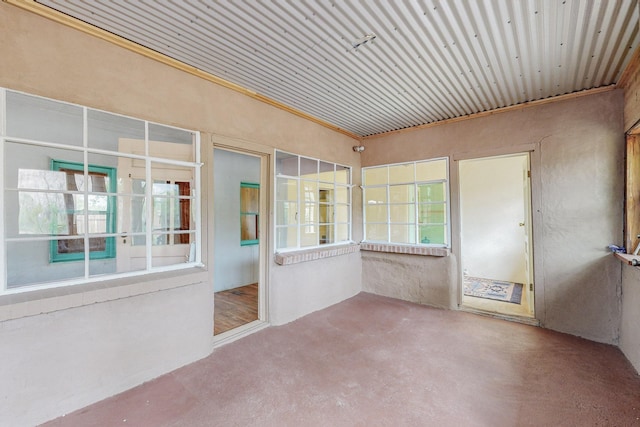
xmin=0 ymin=88 xmax=202 ymax=295
xmin=362 ymin=157 xmax=450 ymax=248
xmin=274 ymin=150 xmax=352 ymax=252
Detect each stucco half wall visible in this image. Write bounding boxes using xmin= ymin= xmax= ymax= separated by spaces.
xmin=361 ymin=89 xmax=625 ymax=345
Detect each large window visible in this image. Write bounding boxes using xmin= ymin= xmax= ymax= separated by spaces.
xmin=1 ymin=88 xmax=201 ymax=293
xmin=362 ymin=158 xmax=449 ymax=246
xmin=275 ymin=151 xmax=351 ymax=251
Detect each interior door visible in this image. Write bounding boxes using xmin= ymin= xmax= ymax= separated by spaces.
xmin=459 ymin=153 xmax=534 ymax=317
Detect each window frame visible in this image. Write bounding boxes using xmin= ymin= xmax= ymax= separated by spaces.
xmin=0 ymin=87 xmax=202 ymax=295
xmin=362 ymin=157 xmax=450 ymax=248
xmin=49 ymin=159 xmax=117 ymax=262
xmin=274 ymin=150 xmax=352 ymax=252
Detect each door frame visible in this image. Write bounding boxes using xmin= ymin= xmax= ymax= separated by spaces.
xmin=209 ymin=135 xmax=271 ymax=347
xmin=451 ymin=143 xmax=544 ymax=324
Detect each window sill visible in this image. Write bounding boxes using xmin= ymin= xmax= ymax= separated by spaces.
xmin=360 ymin=242 xmax=450 ymax=257
xmin=0 ymin=267 xmax=208 ymax=322
xmin=275 ymin=243 xmax=359 ymax=265
xmin=614 ymin=252 xmax=640 ymax=266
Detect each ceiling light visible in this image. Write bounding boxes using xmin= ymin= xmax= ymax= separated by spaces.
xmin=351 ymin=34 xmax=376 ymax=49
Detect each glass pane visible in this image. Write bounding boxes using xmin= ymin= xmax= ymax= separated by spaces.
xmin=318 ymin=185 xmax=333 ymax=202
xmin=390 ymin=224 xmax=416 ymax=244
xmin=418 ymin=203 xmax=446 ymax=224
xmin=7 ymin=240 xmax=85 ymax=288
xmin=419 ymin=225 xmax=446 ymax=245
xmin=90 ymin=254 xmax=141 ymax=277
xmin=88 ymin=109 xmax=145 ymax=151
xmin=301 ymin=226 xmax=318 ymax=247
xmin=276 ymin=151 xmax=298 ymax=176
xmin=276 ymin=201 xmax=297 ymax=226
xmin=319 ymin=224 xmax=334 ymax=244
xmin=276 ymin=177 xmax=298 ymax=201
xmin=301 ymin=202 xmax=317 ymax=224
xmin=366 ymin=223 xmax=388 ymax=241
xmin=5 ymin=142 xmax=83 ymax=189
xmin=319 ymin=161 xmax=334 ymax=182
xmin=149 ymin=124 xmax=194 ymax=162
xmin=152 ymin=196 xmax=179 ymax=234
xmin=300 ymin=157 xmax=318 ymax=179
xmin=389 ymin=184 xmax=415 ymax=203
xmin=319 ymin=203 xmax=334 ymax=224
xmin=389 ymin=163 xmax=415 ymax=184
xmin=300 ymin=180 xmax=317 ymax=203
xmin=363 ymin=187 xmax=386 ymax=204
xmin=416 ymin=159 xmax=447 ymax=181
xmin=336 ymin=223 xmax=349 ymax=242
xmin=390 ymin=204 xmax=415 ymax=223
xmin=365 ymin=204 xmax=387 ymax=223
xmin=336 ymin=165 xmax=350 ymax=184
xmin=363 ymin=166 xmax=387 ymax=185
xmin=6 ymin=91 xmax=83 ymax=146
xmin=9 ymin=190 xmax=67 ymax=238
xmin=335 ymin=204 xmax=350 ymax=223
xmin=335 ymin=186 xmax=350 ymax=204
xmin=152 ymin=235 xmax=192 ymax=267
xmin=418 ymin=183 xmax=446 ymax=203
xmin=276 ymin=226 xmax=298 ymax=250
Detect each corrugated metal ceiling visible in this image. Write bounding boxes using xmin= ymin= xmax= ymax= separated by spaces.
xmin=33 ymin=0 xmax=640 ymax=137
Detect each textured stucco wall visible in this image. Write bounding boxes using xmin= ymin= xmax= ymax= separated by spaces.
xmin=361 ymin=90 xmax=625 ymax=345
xmin=621 ymin=265 xmax=640 ymax=373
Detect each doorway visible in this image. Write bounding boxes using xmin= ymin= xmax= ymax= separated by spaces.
xmin=213 ymin=148 xmax=263 ymax=335
xmin=459 ymin=153 xmax=534 ymax=318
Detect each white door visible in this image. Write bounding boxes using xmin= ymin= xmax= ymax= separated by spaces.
xmin=459 ymin=153 xmax=534 ymax=316
xmin=116 ymin=138 xmax=194 ymax=272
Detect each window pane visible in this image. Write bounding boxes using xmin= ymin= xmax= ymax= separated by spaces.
xmin=276 ymin=151 xmax=298 ymax=176
xmin=390 ymin=204 xmax=415 ymax=223
xmin=10 ymin=190 xmax=67 ymax=237
xmin=300 ymin=180 xmax=317 ymax=204
xmin=276 ymin=201 xmax=297 ymax=226
xmin=389 ymin=163 xmax=414 ymax=184
xmin=276 ymin=177 xmax=297 ymax=201
xmin=88 ymin=109 xmax=145 ymax=151
xmin=319 ymin=224 xmax=334 ymax=244
xmin=418 ymin=183 xmax=446 ymax=203
xmin=301 ymin=227 xmax=318 ymax=247
xmin=419 ymin=225 xmax=446 ymax=245
xmin=390 ymin=224 xmax=416 ymax=244
xmin=300 ymin=157 xmax=318 ymax=179
xmin=364 ymin=187 xmax=386 ymax=204
xmin=302 ymin=202 xmax=317 ymax=224
xmin=7 ymin=240 xmax=85 ymax=288
xmin=276 ymin=226 xmax=298 ymax=249
xmin=365 ymin=204 xmax=387 ymax=223
xmin=389 ymin=184 xmax=415 ymax=203
xmin=366 ymin=223 xmax=388 ymax=241
xmin=335 ymin=186 xmax=350 ymax=204
xmin=5 ymin=143 xmax=83 ymax=189
xmin=335 ymin=204 xmax=350 ymax=223
xmin=363 ymin=166 xmax=387 ymax=185
xmin=416 ymin=159 xmax=447 ymax=181
xmin=6 ymin=91 xmax=83 ymax=146
xmin=318 ymin=186 xmax=333 ymax=202
xmin=418 ymin=203 xmax=446 ymax=224
xmin=319 ymin=161 xmax=334 ymax=182
xmin=336 ymin=165 xmax=350 ymax=184
xmin=319 ymin=203 xmax=334 ymax=224
xmin=336 ymin=224 xmax=349 ymax=242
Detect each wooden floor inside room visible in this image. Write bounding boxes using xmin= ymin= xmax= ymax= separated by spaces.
xmin=214 ymin=283 xmax=258 ymax=335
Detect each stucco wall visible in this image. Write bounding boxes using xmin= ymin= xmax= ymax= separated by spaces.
xmin=0 ymin=3 xmax=362 ymax=425
xmin=361 ymin=90 xmax=625 ymax=345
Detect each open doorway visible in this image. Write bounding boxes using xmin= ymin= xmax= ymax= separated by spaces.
xmin=213 ymin=148 xmax=262 ymax=335
xmin=459 ymin=153 xmax=534 ymax=319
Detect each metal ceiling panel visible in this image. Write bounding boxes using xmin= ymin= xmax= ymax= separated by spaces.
xmin=34 ymin=0 xmax=640 ymax=137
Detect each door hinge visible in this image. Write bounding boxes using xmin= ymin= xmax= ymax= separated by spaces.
xmin=527 ymin=170 xmax=531 ymax=178
xmin=529 ymin=283 xmax=534 ymax=291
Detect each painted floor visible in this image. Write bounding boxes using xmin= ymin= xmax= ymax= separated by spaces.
xmin=42 ymin=293 xmax=640 ymax=426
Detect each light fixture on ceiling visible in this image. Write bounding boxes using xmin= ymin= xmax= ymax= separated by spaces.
xmin=351 ymin=34 xmax=376 ymax=49
xmin=353 ymin=145 xmax=365 ymax=152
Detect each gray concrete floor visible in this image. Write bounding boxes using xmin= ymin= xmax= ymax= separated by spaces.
xmin=42 ymin=293 xmax=640 ymax=426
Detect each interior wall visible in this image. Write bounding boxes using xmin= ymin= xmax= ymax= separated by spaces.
xmin=362 ymin=89 xmax=624 ymax=345
xmin=619 ymin=51 xmax=640 ymax=374
xmin=0 ymin=3 xmax=362 ymax=425
xmin=213 ymin=149 xmax=260 ymax=292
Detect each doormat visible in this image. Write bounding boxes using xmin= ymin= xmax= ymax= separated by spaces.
xmin=463 ymin=277 xmax=523 ymax=304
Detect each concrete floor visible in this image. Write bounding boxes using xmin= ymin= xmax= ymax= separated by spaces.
xmin=42 ymin=293 xmax=640 ymax=426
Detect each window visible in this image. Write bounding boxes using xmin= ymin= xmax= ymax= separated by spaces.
xmin=49 ymin=160 xmax=116 ymax=262
xmin=240 ymin=182 xmax=259 ymax=246
xmin=275 ymin=151 xmax=351 ymax=251
xmin=362 ymin=158 xmax=449 ymax=246
xmin=1 ymin=88 xmax=201 ymax=293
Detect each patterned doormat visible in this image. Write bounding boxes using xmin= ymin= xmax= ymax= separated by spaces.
xmin=463 ymin=277 xmax=523 ymax=304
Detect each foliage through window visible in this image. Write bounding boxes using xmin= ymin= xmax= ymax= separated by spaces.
xmin=275 ymin=151 xmax=351 ymax=251
xmin=362 ymin=158 xmax=449 ymax=246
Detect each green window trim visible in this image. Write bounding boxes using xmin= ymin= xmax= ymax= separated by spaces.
xmin=49 ymin=160 xmax=117 ymax=262
xmin=240 ymin=182 xmax=259 ymax=246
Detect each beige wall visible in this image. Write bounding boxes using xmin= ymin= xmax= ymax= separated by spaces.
xmin=0 ymin=3 xmax=361 ymax=425
xmin=361 ymin=89 xmax=625 ymax=345
xmin=619 ymin=51 xmax=640 ymax=374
